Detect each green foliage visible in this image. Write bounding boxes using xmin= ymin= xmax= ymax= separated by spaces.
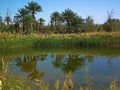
xmin=0 ymin=16 xmax=2 ymax=22
xmin=34 ymin=32 xmax=120 ymax=48
xmin=85 ymin=16 xmax=95 ymax=32
xmin=50 ymin=11 xmax=63 ymax=33
xmin=25 ymin=1 xmax=42 ymax=18
xmin=62 ymin=8 xmax=77 ymax=33
xmin=0 ymin=32 xmax=120 ymax=48
xmin=5 ymin=16 xmax=11 ymax=26
xmin=103 ymin=18 xmax=120 ymax=32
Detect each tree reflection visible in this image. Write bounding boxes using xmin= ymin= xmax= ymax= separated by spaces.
xmin=14 ymin=53 xmax=95 ymax=80
xmin=15 ymin=55 xmax=45 ymax=80
xmin=52 ymin=54 xmax=88 ymax=75
xmin=52 ymin=54 xmax=64 ymax=68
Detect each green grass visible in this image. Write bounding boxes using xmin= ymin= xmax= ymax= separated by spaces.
xmin=34 ymin=32 xmax=120 ymax=48
xmin=0 ymin=32 xmax=120 ymax=48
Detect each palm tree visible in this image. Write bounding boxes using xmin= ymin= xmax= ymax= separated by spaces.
xmin=38 ymin=18 xmax=45 ymax=32
xmin=25 ymin=1 xmax=42 ymax=19
xmin=0 ymin=15 xmax=2 ymax=26
xmin=24 ymin=15 xmax=34 ymax=33
xmin=85 ymin=16 xmax=94 ymax=32
xmin=50 ymin=11 xmax=62 ymax=32
xmin=72 ymin=15 xmax=84 ymax=33
xmin=38 ymin=18 xmax=45 ymax=26
xmin=0 ymin=17 xmax=1 ymax=22
xmin=14 ymin=8 xmax=29 ymax=32
xmin=5 ymin=16 xmax=11 ymax=26
xmin=25 ymin=1 xmax=42 ymax=32
xmin=62 ymin=9 xmax=77 ymax=33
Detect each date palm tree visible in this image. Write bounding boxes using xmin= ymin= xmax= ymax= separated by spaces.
xmin=38 ymin=18 xmax=45 ymax=32
xmin=50 ymin=11 xmax=62 ymax=31
xmin=24 ymin=15 xmax=34 ymax=33
xmin=14 ymin=8 xmax=29 ymax=32
xmin=5 ymin=16 xmax=11 ymax=26
xmin=25 ymin=1 xmax=42 ymax=31
xmin=0 ymin=16 xmax=2 ymax=22
xmin=62 ymin=9 xmax=77 ymax=33
xmin=25 ymin=1 xmax=42 ymax=19
xmin=85 ymin=16 xmax=94 ymax=32
xmin=38 ymin=18 xmax=45 ymax=26
xmin=72 ymin=15 xmax=84 ymax=33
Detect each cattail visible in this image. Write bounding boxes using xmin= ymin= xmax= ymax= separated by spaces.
xmin=54 ymin=79 xmax=60 ymax=90
xmin=80 ymin=86 xmax=84 ymax=90
xmin=0 ymin=80 xmax=2 ymax=90
xmin=2 ymin=58 xmax=4 ymax=70
xmin=62 ymin=80 xmax=69 ymax=90
xmin=68 ymin=79 xmax=73 ymax=89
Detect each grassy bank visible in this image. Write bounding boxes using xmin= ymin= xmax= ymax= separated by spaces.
xmin=0 ymin=32 xmax=120 ymax=48
xmin=0 ymin=70 xmax=120 ymax=90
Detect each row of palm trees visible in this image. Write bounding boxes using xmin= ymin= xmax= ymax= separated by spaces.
xmin=1 ymin=1 xmax=94 ymax=33
xmin=13 ymin=1 xmax=86 ymax=33
xmin=51 ymin=9 xmax=91 ymax=33
xmin=14 ymin=1 xmax=44 ymax=33
xmin=0 ymin=1 xmax=120 ymax=33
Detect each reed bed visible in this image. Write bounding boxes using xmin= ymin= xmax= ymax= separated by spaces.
xmin=34 ymin=32 xmax=120 ymax=48
xmin=0 ymin=32 xmax=120 ymax=48
xmin=1 ymin=58 xmax=120 ymax=90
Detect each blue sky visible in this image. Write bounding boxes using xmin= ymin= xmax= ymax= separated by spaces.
xmin=0 ymin=0 xmax=120 ymax=24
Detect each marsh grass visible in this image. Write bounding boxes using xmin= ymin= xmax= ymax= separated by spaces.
xmin=34 ymin=32 xmax=120 ymax=48
xmin=110 ymin=78 xmax=120 ymax=90
xmin=0 ymin=32 xmax=120 ymax=48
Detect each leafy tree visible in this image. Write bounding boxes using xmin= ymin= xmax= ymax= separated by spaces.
xmin=0 ymin=16 xmax=2 ymax=22
xmin=72 ymin=15 xmax=85 ymax=33
xmin=85 ymin=16 xmax=95 ymax=32
xmin=38 ymin=18 xmax=45 ymax=32
xmin=14 ymin=8 xmax=29 ymax=32
xmin=5 ymin=16 xmax=11 ymax=26
xmin=103 ymin=10 xmax=120 ymax=32
xmin=103 ymin=18 xmax=120 ymax=32
xmin=0 ymin=15 xmax=2 ymax=27
xmin=50 ymin=11 xmax=62 ymax=32
xmin=0 ymin=15 xmax=4 ymax=31
xmin=24 ymin=15 xmax=34 ymax=33
xmin=25 ymin=1 xmax=42 ymax=19
xmin=25 ymin=1 xmax=42 ymax=32
xmin=62 ymin=9 xmax=77 ymax=33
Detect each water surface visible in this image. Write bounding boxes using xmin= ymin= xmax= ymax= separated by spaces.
xmin=0 ymin=47 xmax=120 ymax=90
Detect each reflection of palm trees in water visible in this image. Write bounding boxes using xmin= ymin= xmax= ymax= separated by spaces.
xmin=15 ymin=55 xmax=45 ymax=80
xmin=52 ymin=54 xmax=90 ymax=75
xmin=52 ymin=54 xmax=94 ymax=90
xmin=15 ymin=54 xmax=95 ymax=81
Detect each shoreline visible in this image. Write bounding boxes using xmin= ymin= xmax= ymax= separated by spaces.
xmin=0 ymin=32 xmax=120 ymax=48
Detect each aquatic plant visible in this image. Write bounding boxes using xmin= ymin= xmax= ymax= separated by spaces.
xmin=0 ymin=32 xmax=120 ymax=48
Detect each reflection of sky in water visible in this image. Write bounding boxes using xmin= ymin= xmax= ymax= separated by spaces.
xmin=9 ymin=54 xmax=120 ymax=90
xmin=36 ymin=54 xmax=65 ymax=81
xmin=73 ymin=56 xmax=120 ymax=89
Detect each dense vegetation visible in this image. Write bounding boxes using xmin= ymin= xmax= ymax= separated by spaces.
xmin=0 ymin=2 xmax=120 ymax=34
xmin=0 ymin=32 xmax=120 ymax=48
xmin=0 ymin=2 xmax=120 ymax=90
xmin=0 ymin=1 xmax=120 ymax=48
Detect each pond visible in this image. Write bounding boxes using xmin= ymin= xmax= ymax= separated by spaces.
xmin=0 ymin=47 xmax=120 ymax=90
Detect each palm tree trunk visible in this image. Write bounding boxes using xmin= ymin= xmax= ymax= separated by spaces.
xmin=68 ymin=22 xmax=72 ymax=33
xmin=23 ymin=21 xmax=25 ymax=33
